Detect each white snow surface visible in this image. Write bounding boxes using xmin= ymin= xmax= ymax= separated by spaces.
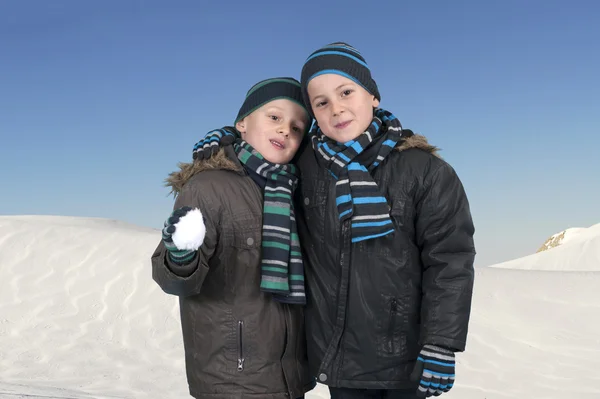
xmin=0 ymin=215 xmax=599 ymax=399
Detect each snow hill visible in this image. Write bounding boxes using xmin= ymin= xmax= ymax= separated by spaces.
xmin=0 ymin=215 xmax=599 ymax=399
xmin=536 ymin=227 xmax=588 ymax=253
xmin=491 ymin=222 xmax=600 ymax=271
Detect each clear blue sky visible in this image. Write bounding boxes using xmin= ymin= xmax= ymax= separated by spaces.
xmin=1 ymin=0 xmax=599 ymax=266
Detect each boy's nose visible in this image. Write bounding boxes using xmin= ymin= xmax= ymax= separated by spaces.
xmin=277 ymin=125 xmax=290 ymax=136
xmin=331 ymin=101 xmax=343 ymax=116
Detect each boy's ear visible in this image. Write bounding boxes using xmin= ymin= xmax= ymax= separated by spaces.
xmin=235 ymin=119 xmax=246 ymax=134
xmin=372 ymin=96 xmax=380 ymax=108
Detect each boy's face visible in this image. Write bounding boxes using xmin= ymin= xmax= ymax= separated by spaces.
xmin=307 ymin=74 xmax=379 ymax=143
xmin=235 ymin=99 xmax=308 ymax=165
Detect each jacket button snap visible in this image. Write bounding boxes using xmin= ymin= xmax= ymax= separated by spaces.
xmin=318 ymin=373 xmax=327 ymax=382
xmin=246 ymin=237 xmax=254 ymax=246
xmin=304 ymin=197 xmax=310 ymax=205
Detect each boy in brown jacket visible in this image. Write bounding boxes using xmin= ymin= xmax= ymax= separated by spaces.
xmin=151 ymin=77 xmax=314 ymax=399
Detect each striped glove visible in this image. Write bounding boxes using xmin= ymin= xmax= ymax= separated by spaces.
xmin=162 ymin=206 xmax=206 ymax=265
xmin=410 ymin=344 xmax=456 ymax=397
xmin=192 ymin=127 xmax=238 ymax=160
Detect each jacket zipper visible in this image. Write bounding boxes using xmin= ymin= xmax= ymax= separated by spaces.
xmin=237 ymin=320 xmax=245 ymax=371
xmin=331 ymin=217 xmax=351 ymax=384
xmin=388 ymin=298 xmax=398 ymax=353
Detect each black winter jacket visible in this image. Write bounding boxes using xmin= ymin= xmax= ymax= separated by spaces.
xmin=294 ymin=134 xmax=476 ymax=390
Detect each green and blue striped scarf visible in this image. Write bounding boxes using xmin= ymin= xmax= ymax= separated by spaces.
xmin=234 ymin=140 xmax=305 ymax=305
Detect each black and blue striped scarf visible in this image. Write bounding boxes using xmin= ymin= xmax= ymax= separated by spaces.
xmin=309 ymin=108 xmax=406 ymax=243
xmin=233 ymin=140 xmax=306 ymax=305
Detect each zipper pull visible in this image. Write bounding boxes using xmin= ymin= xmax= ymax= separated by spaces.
xmin=237 ymin=358 xmax=245 ymax=371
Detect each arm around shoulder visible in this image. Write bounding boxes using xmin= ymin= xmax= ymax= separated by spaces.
xmin=415 ymin=160 xmax=476 ymax=352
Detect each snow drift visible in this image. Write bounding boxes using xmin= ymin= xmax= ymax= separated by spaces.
xmin=491 ymin=222 xmax=600 ymax=271
xmin=0 ymin=215 xmax=599 ymax=399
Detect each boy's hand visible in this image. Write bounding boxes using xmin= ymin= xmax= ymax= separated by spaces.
xmin=192 ymin=127 xmax=238 ymax=160
xmin=162 ymin=206 xmax=206 ymax=265
xmin=410 ymin=344 xmax=455 ymax=397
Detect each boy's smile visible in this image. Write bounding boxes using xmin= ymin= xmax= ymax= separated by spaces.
xmin=269 ymin=137 xmax=286 ymax=150
xmin=334 ymin=120 xmax=352 ymax=129
xmin=307 ymin=74 xmax=379 ymax=143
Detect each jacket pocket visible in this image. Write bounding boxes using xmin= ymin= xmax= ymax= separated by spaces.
xmin=387 ymin=298 xmax=399 ymax=354
xmin=298 ymin=180 xmax=328 ymax=252
xmin=376 ymin=295 xmax=408 ymax=359
xmin=237 ymin=320 xmax=245 ymax=371
xmin=222 ymin=213 xmax=262 ymax=286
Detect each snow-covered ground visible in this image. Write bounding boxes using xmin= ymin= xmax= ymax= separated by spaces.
xmin=0 ymin=215 xmax=599 ymax=398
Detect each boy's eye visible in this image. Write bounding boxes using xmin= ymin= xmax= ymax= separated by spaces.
xmin=269 ymin=115 xmax=279 ymax=121
xmin=342 ymin=89 xmax=353 ymax=96
xmin=315 ymin=101 xmax=327 ymax=108
xmin=292 ymin=126 xmax=301 ymax=133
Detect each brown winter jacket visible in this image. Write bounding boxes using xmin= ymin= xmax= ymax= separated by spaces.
xmin=151 ymin=146 xmax=314 ymax=399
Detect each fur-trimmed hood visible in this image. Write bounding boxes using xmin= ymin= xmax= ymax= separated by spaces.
xmin=395 ymin=134 xmax=440 ymax=157
xmin=165 ymin=134 xmax=440 ymax=197
xmin=165 ymin=148 xmax=242 ymax=197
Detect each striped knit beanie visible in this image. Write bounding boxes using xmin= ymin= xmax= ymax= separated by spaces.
xmin=235 ymin=77 xmax=308 ymax=124
xmin=300 ymin=42 xmax=380 ymax=116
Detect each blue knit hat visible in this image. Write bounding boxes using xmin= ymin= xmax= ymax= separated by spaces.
xmin=235 ymin=77 xmax=308 ymax=124
xmin=300 ymin=42 xmax=380 ymax=116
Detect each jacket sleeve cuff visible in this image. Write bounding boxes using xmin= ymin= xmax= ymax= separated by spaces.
xmin=166 ymin=252 xmax=199 ymax=278
xmin=422 ymin=335 xmax=466 ymax=352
